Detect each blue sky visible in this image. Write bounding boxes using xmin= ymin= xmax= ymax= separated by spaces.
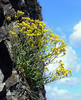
xmin=38 ymin=0 xmax=81 ymax=100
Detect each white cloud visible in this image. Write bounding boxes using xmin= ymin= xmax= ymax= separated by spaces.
xmin=45 ymin=85 xmax=51 ymax=92
xmin=46 ymin=86 xmax=81 ymax=100
xmin=69 ymin=21 xmax=81 ymax=46
xmin=56 ymin=77 xmax=81 ymax=86
xmin=76 ymin=63 xmax=81 ymax=73
xmin=52 ymin=87 xmax=68 ymax=96
xmin=60 ymin=46 xmax=78 ymax=69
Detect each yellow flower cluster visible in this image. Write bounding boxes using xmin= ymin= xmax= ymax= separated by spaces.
xmin=9 ymin=30 xmax=17 ymax=37
xmin=9 ymin=10 xmax=72 ymax=85
xmin=22 ymin=17 xmax=30 ymax=20
xmin=56 ymin=60 xmax=72 ymax=77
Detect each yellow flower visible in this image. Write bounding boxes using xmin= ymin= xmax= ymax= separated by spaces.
xmin=17 ymin=10 xmax=24 ymax=15
xmin=46 ymin=46 xmax=48 ymax=48
xmin=22 ymin=21 xmax=27 ymax=26
xmin=15 ymin=16 xmax=17 ymax=18
xmin=27 ymin=30 xmax=32 ymax=33
xmin=60 ymin=62 xmax=64 ymax=65
xmin=68 ymin=69 xmax=72 ymax=75
xmin=7 ymin=16 xmax=11 ymax=21
xmin=23 ymin=27 xmax=26 ymax=30
xmin=43 ymin=24 xmax=46 ymax=28
xmin=55 ymin=38 xmax=59 ymax=42
xmin=20 ymin=29 xmax=23 ymax=32
xmin=54 ymin=34 xmax=59 ymax=38
xmin=42 ymin=59 xmax=45 ymax=62
xmin=50 ymin=34 xmax=55 ymax=37
xmin=39 ymin=56 xmax=42 ymax=58
xmin=22 ymin=17 xmax=30 ymax=20
xmin=53 ymin=74 xmax=56 ymax=78
xmin=39 ymin=24 xmax=42 ymax=27
xmin=9 ymin=31 xmax=16 ymax=35
xmin=44 ymin=67 xmax=49 ymax=71
xmin=49 ymin=37 xmax=53 ymax=40
xmin=62 ymin=43 xmax=67 ymax=47
xmin=31 ymin=44 xmax=34 ymax=47
xmin=48 ymin=29 xmax=52 ymax=33
xmin=24 ymin=31 xmax=27 ymax=34
xmin=48 ymin=55 xmax=51 ymax=57
xmin=13 ymin=25 xmax=17 ymax=29
xmin=64 ymin=73 xmax=67 ymax=77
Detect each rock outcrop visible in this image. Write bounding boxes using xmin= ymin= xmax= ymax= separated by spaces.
xmin=0 ymin=0 xmax=46 ymax=100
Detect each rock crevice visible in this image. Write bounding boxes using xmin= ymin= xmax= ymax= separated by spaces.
xmin=0 ymin=0 xmax=46 ymax=100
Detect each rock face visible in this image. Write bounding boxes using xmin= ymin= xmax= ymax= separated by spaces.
xmin=0 ymin=0 xmax=42 ymax=42
xmin=0 ymin=0 xmax=46 ymax=100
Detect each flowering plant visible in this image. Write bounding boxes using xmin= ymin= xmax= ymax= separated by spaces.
xmin=8 ymin=10 xmax=72 ymax=89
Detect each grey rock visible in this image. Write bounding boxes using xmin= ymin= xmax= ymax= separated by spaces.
xmin=6 ymin=90 xmax=11 ymax=96
xmin=0 ymin=69 xmax=5 ymax=94
xmin=1 ymin=0 xmax=9 ymax=4
xmin=0 ymin=83 xmax=5 ymax=92
xmin=0 ymin=0 xmax=46 ymax=100
xmin=0 ymin=26 xmax=8 ymax=42
xmin=0 ymin=85 xmax=6 ymax=99
xmin=0 ymin=69 xmax=4 ymax=83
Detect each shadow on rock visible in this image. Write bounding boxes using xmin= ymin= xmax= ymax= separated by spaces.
xmin=0 ymin=41 xmax=13 ymax=82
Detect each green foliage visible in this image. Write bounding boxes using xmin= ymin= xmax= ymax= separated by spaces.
xmin=8 ymin=10 xmax=72 ymax=89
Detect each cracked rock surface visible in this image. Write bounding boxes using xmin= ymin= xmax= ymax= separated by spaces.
xmin=0 ymin=0 xmax=46 ymax=100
